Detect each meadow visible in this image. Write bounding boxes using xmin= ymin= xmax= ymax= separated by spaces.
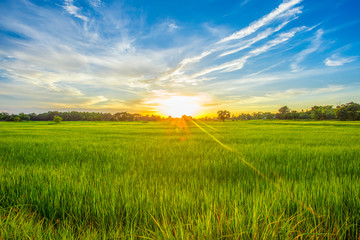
xmin=0 ymin=120 xmax=359 ymax=239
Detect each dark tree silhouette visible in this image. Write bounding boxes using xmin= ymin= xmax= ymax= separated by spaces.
xmin=217 ymin=110 xmax=231 ymax=122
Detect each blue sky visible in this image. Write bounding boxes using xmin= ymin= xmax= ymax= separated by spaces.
xmin=0 ymin=0 xmax=359 ymax=116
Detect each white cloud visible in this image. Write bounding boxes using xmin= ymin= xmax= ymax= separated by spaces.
xmin=291 ymin=29 xmax=323 ymax=72
xmin=248 ymin=26 xmax=306 ymax=56
xmin=235 ymin=85 xmax=344 ymax=104
xmin=246 ymin=61 xmax=285 ymax=77
xmin=205 ymin=66 xmax=346 ymax=95
xmin=192 ymin=26 xmax=306 ymax=77
xmin=168 ymin=23 xmax=179 ymax=31
xmin=313 ymin=85 xmax=344 ymax=93
xmin=219 ymin=20 xmax=291 ymax=57
xmin=170 ymin=51 xmax=213 ymax=76
xmin=324 ymin=54 xmax=357 ymax=66
xmin=63 ymin=0 xmax=89 ymax=21
xmin=276 ymin=6 xmax=303 ymax=19
xmin=241 ymin=0 xmax=251 ymax=6
xmin=89 ymin=0 xmax=102 ymax=7
xmin=86 ymin=95 xmax=108 ymax=105
xmin=218 ymin=0 xmax=303 ymax=43
xmin=191 ymin=57 xmax=248 ymax=78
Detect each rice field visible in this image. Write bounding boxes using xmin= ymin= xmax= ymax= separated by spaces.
xmin=0 ymin=120 xmax=359 ymax=239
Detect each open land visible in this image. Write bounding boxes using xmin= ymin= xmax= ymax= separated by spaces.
xmin=0 ymin=120 xmax=359 ymax=239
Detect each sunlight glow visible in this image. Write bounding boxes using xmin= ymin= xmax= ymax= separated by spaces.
xmin=158 ymin=96 xmax=202 ymax=118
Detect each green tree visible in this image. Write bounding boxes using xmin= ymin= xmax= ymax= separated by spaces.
xmin=335 ymin=102 xmax=360 ymax=120
xmin=13 ymin=116 xmax=21 ymax=122
xmin=279 ymin=106 xmax=290 ymax=115
xmin=263 ymin=112 xmax=275 ymax=120
xmin=276 ymin=106 xmax=291 ymax=119
xmin=217 ymin=110 xmax=231 ymax=122
xmin=346 ymin=102 xmax=360 ymax=120
xmin=0 ymin=112 xmax=10 ymax=121
xmin=310 ymin=105 xmax=335 ymax=120
xmin=53 ymin=115 xmax=63 ymax=123
xmin=19 ymin=112 xmax=30 ymax=121
xmin=290 ymin=110 xmax=300 ymax=120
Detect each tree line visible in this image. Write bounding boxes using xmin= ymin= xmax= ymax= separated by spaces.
xmin=1 ymin=101 xmax=359 ymax=122
xmin=0 ymin=111 xmax=165 ymax=122
xmin=209 ymin=102 xmax=360 ymax=121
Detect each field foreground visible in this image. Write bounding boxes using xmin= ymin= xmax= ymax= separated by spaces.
xmin=0 ymin=120 xmax=359 ymax=239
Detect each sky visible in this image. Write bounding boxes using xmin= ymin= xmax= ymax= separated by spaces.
xmin=0 ymin=0 xmax=359 ymax=116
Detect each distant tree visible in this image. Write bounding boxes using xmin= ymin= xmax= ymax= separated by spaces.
xmin=335 ymin=105 xmax=348 ymax=121
xmin=217 ymin=110 xmax=231 ymax=122
xmin=345 ymin=102 xmax=360 ymax=120
xmin=133 ymin=114 xmax=143 ymax=121
xmin=299 ymin=110 xmax=311 ymax=119
xmin=253 ymin=112 xmax=263 ymax=119
xmin=53 ymin=115 xmax=63 ymax=123
xmin=13 ymin=116 xmax=21 ymax=122
xmin=276 ymin=106 xmax=291 ymax=119
xmin=290 ymin=110 xmax=300 ymax=120
xmin=19 ymin=112 xmax=30 ymax=121
xmin=263 ymin=112 xmax=275 ymax=120
xmin=114 ymin=112 xmax=135 ymax=121
xmin=335 ymin=102 xmax=360 ymax=120
xmin=28 ymin=113 xmax=37 ymax=121
xmin=0 ymin=112 xmax=10 ymax=121
xmin=310 ymin=105 xmax=335 ymax=120
xmin=278 ymin=106 xmax=290 ymax=115
xmin=237 ymin=113 xmax=252 ymax=120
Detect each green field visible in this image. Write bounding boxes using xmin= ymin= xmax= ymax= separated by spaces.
xmin=0 ymin=120 xmax=359 ymax=239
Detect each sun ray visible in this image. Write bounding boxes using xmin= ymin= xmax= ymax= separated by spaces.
xmin=191 ymin=119 xmax=320 ymax=217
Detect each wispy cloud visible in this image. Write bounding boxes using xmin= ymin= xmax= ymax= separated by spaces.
xmin=219 ymin=20 xmax=291 ymax=57
xmin=245 ymin=61 xmax=285 ymax=77
xmin=168 ymin=23 xmax=179 ymax=32
xmin=218 ymin=0 xmax=302 ymax=43
xmin=192 ymin=26 xmax=307 ymax=77
xmin=205 ymin=66 xmax=349 ymax=97
xmin=291 ymin=29 xmax=323 ymax=72
xmin=241 ymin=0 xmax=251 ymax=6
xmin=248 ymin=26 xmax=306 ymax=56
xmin=63 ymin=0 xmax=89 ymax=21
xmin=153 ymin=19 xmax=181 ymax=33
xmin=232 ymin=85 xmax=344 ymax=104
xmin=168 ymin=51 xmax=213 ymax=77
xmin=324 ymin=54 xmax=357 ymax=66
xmin=89 ymin=0 xmax=102 ymax=8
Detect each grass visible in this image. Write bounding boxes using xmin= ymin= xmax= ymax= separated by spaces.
xmin=0 ymin=120 xmax=359 ymax=239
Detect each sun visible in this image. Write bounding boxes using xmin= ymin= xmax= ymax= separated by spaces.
xmin=159 ymin=96 xmax=202 ymax=118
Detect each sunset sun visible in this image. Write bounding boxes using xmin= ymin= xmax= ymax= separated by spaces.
xmin=158 ymin=96 xmax=202 ymax=118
